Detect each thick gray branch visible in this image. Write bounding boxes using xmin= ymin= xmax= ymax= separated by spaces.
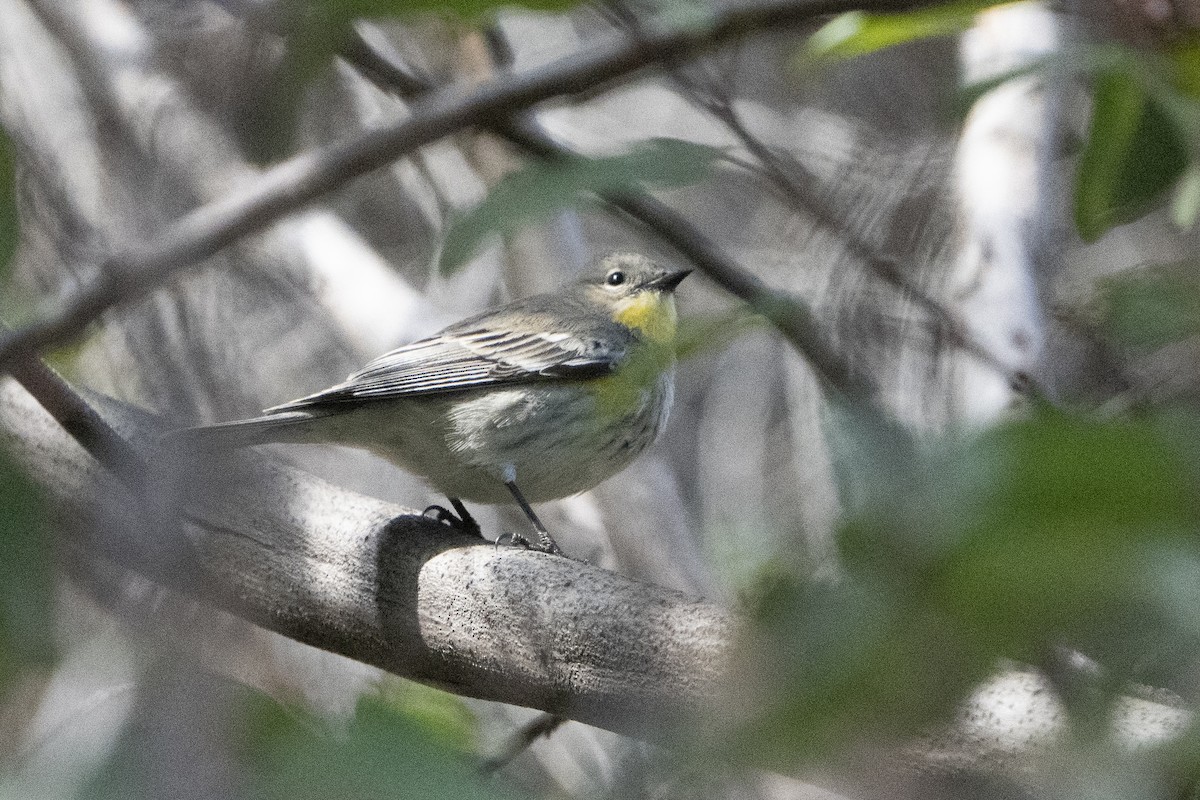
xmin=0 ymin=377 xmax=731 ymax=740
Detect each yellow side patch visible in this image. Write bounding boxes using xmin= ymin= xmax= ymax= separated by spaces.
xmin=592 ymin=293 xmax=678 ymax=419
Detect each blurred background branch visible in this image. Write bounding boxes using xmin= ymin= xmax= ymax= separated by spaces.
xmin=0 ymin=0 xmax=935 ymax=390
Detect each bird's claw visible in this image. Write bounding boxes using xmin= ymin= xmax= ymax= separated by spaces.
xmin=495 ymin=530 xmax=563 ymax=556
xmin=423 ymin=502 xmax=482 ymax=539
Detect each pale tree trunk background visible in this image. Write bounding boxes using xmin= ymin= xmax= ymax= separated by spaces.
xmin=1 ymin=0 xmax=1197 ymax=797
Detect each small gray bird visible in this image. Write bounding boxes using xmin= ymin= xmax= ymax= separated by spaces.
xmin=169 ymin=252 xmax=690 ymax=554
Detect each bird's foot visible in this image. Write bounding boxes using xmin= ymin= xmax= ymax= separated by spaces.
xmin=495 ymin=529 xmax=564 ymax=556
xmin=501 ymin=479 xmax=565 ymax=555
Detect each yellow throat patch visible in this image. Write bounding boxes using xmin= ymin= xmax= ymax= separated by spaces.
xmin=612 ymin=291 xmax=678 ymax=343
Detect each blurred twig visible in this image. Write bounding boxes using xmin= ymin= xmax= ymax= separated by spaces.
xmin=479 ymin=713 xmax=567 ymax=774
xmin=0 ymin=0 xmax=946 ymax=399
xmin=4 ymin=338 xmax=147 ymax=491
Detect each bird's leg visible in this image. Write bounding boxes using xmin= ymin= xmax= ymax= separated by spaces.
xmin=449 ymin=498 xmax=482 ymax=538
xmin=423 ymin=497 xmax=483 ymax=539
xmin=504 ymin=480 xmax=564 ymax=556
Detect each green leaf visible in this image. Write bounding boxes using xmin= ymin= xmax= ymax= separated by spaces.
xmin=371 ymin=678 xmax=477 ymax=753
xmin=1174 ymin=166 xmax=1200 ymax=231
xmin=921 ymin=413 xmax=1198 ymax=664
xmin=799 ymin=2 xmax=992 ymax=66
xmin=1094 ymin=262 xmax=1200 ymax=350
xmin=957 ymin=46 xmax=1198 ymax=238
xmin=1076 ymin=70 xmax=1190 ymax=242
xmin=0 ymin=445 xmax=56 ymax=693
xmin=1168 ymin=38 xmax=1200 ymax=101
xmin=240 ymin=690 xmax=519 ymax=800
xmin=729 ymin=574 xmax=980 ymax=767
xmin=439 ymin=139 xmax=720 ymax=273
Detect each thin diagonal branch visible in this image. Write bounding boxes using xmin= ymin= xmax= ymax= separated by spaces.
xmin=0 ymin=0 xmax=938 ymax=390
xmin=4 ymin=337 xmax=147 ymax=491
xmin=480 ymin=713 xmax=568 ymax=774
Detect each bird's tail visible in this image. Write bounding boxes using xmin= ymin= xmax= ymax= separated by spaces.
xmin=162 ymin=411 xmax=321 ymax=453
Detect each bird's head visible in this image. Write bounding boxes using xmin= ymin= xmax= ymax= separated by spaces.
xmin=579 ymin=253 xmax=691 ymax=342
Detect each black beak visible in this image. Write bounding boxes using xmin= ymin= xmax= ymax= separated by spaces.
xmin=648 ymin=269 xmax=692 ymax=292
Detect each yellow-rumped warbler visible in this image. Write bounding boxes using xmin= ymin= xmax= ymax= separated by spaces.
xmin=171 ymin=252 xmax=690 ymax=554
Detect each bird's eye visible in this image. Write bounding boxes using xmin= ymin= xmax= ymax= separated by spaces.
xmin=606 ymin=270 xmax=626 ymax=286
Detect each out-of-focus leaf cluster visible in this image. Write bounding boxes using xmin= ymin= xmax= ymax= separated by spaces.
xmin=1091 ymin=262 xmax=1200 ymax=352
xmin=1074 ymin=47 xmax=1194 ymax=242
xmin=799 ymin=1 xmax=994 ymax=67
xmin=232 ymin=0 xmax=586 ymax=162
xmin=723 ymin=404 xmax=1200 ymax=771
xmin=235 ymin=690 xmax=510 ymax=800
xmin=79 ymin=670 xmax=516 ymax=800
xmin=0 ymin=447 xmax=57 ymax=696
xmin=439 ymin=139 xmax=722 ymax=272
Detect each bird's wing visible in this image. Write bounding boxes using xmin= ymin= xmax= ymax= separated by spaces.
xmin=267 ymin=320 xmax=634 ymax=411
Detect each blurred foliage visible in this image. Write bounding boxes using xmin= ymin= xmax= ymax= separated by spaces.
xmin=0 ymin=446 xmax=57 ymax=695
xmin=675 ymin=311 xmax=762 ymax=362
xmin=240 ymin=0 xmax=585 ymax=161
xmin=1076 ymin=69 xmax=1189 ymax=242
xmin=439 ymin=139 xmax=721 ymax=272
xmin=726 ymin=406 xmax=1200 ymax=769
xmin=1092 ymin=262 xmax=1200 ymax=351
xmin=798 ymin=1 xmax=993 ymax=67
xmin=81 ymin=674 xmax=516 ymax=800
xmin=1069 ymin=41 xmax=1200 ymax=239
xmin=237 ymin=690 xmax=513 ymax=800
xmin=1167 ymin=39 xmax=1200 ymax=231
xmin=371 ymin=677 xmax=478 ymax=754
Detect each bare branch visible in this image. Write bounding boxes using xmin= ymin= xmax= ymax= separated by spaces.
xmin=0 ymin=0 xmax=939 ymax=388
xmin=1 ymin=324 xmax=146 ymax=490
xmin=0 ymin=377 xmax=733 ymax=741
